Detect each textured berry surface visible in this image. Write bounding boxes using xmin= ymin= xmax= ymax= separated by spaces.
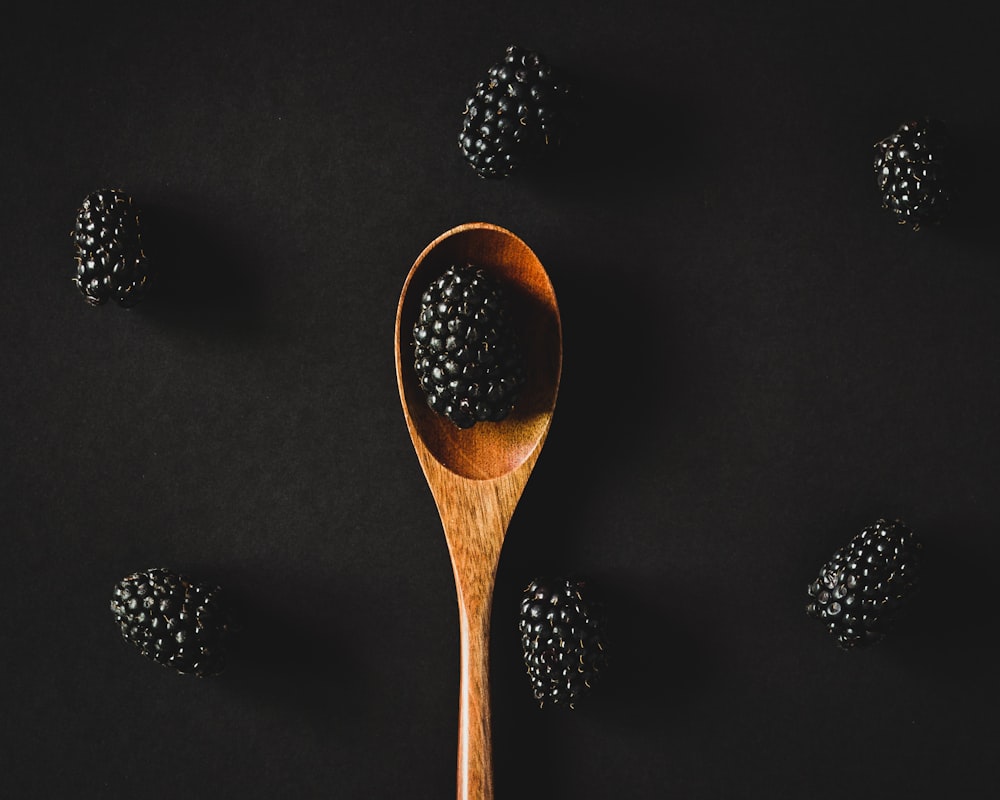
xmin=110 ymin=567 xmax=233 ymax=676
xmin=458 ymin=44 xmax=573 ymax=179
xmin=873 ymin=118 xmax=951 ymax=229
xmin=72 ymin=188 xmax=152 ymax=306
xmin=519 ymin=577 xmax=608 ymax=708
xmin=412 ymin=263 xmax=525 ymax=429
xmin=806 ymin=519 xmax=922 ymax=649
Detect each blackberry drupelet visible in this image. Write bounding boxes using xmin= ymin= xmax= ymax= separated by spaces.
xmin=412 ymin=263 xmax=526 ymax=429
xmin=458 ymin=44 xmax=573 ymax=179
xmin=72 ymin=188 xmax=152 ymax=306
xmin=874 ymin=118 xmax=952 ymax=229
xmin=806 ymin=519 xmax=922 ymax=650
xmin=110 ymin=567 xmax=233 ymax=676
xmin=519 ymin=577 xmax=608 ymax=708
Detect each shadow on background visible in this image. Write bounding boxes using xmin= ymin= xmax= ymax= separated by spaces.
xmin=521 ymin=58 xmax=710 ymax=209
xmin=933 ymin=121 xmax=1000 ymax=257
xmin=212 ymin=564 xmax=370 ymax=739
xmin=884 ymin=520 xmax=1000 ymax=678
xmin=504 ymin=250 xmax=693 ymax=559
xmin=133 ymin=199 xmax=272 ymax=342
xmin=571 ymin=574 xmax=722 ymax=728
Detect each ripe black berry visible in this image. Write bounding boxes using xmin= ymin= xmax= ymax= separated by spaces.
xmin=874 ymin=118 xmax=952 ymax=229
xmin=412 ymin=263 xmax=526 ymax=429
xmin=72 ymin=188 xmax=153 ymax=306
xmin=519 ymin=577 xmax=608 ymax=708
xmin=110 ymin=567 xmax=234 ymax=676
xmin=458 ymin=44 xmax=574 ymax=179
xmin=806 ymin=519 xmax=922 ymax=649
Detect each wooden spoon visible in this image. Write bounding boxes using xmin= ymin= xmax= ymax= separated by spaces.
xmin=394 ymin=222 xmax=562 ymax=800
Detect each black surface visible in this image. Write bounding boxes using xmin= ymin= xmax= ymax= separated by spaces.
xmin=3 ymin=2 xmax=999 ymax=798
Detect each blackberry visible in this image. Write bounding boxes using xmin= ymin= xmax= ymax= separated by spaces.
xmin=110 ymin=567 xmax=233 ymax=676
xmin=519 ymin=577 xmax=608 ymax=708
xmin=458 ymin=44 xmax=573 ymax=179
xmin=412 ymin=263 xmax=525 ymax=429
xmin=874 ymin=118 xmax=952 ymax=229
xmin=72 ymin=188 xmax=152 ymax=306
xmin=806 ymin=519 xmax=922 ymax=650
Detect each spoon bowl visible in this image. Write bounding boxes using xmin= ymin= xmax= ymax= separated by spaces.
xmin=396 ymin=223 xmax=561 ymax=479
xmin=394 ymin=222 xmax=562 ymax=799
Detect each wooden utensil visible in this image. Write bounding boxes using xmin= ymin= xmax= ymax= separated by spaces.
xmin=394 ymin=222 xmax=562 ymax=800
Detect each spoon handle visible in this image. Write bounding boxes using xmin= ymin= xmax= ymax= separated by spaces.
xmin=437 ymin=476 xmax=522 ymax=800
xmin=420 ymin=457 xmax=543 ymax=799
xmin=455 ymin=582 xmax=494 ymax=800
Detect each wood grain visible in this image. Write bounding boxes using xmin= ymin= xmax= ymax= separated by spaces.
xmin=394 ymin=223 xmax=562 ymax=800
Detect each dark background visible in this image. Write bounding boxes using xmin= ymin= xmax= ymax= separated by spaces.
xmin=3 ymin=1 xmax=999 ymax=797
